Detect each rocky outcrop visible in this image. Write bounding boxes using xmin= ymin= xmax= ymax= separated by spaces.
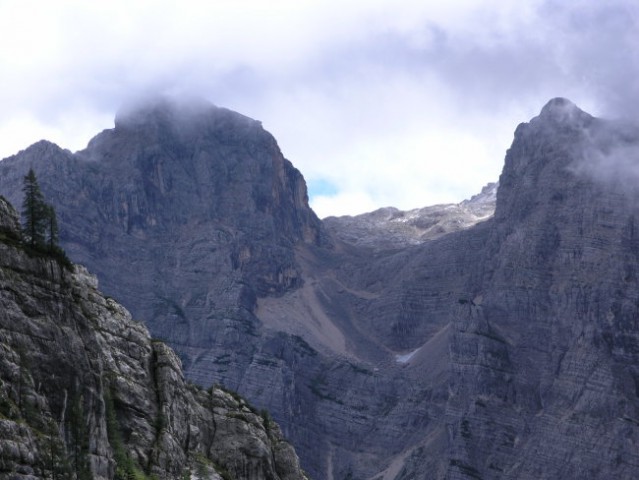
xmin=0 ymin=197 xmax=307 ymax=480
xmin=324 ymin=182 xmax=497 ymax=249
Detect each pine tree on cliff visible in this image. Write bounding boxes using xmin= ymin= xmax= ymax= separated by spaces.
xmin=21 ymin=168 xmax=47 ymax=247
xmin=21 ymin=170 xmax=70 ymax=268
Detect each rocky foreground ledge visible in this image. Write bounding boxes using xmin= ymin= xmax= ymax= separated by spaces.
xmin=0 ymin=196 xmax=307 ymax=480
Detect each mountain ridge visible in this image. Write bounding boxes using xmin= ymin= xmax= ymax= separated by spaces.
xmin=324 ymin=182 xmax=497 ymax=249
xmin=1 ymin=96 xmax=638 ymax=479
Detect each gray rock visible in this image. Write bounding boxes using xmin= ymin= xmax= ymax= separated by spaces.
xmin=1 ymin=96 xmax=639 ymax=480
xmin=324 ymin=182 xmax=497 ymax=249
xmin=444 ymin=98 xmax=639 ymax=479
xmin=0 ymin=197 xmax=307 ymax=480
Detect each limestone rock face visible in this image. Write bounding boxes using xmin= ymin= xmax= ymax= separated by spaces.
xmin=1 ymin=97 xmax=639 ymax=480
xmin=0 ymin=96 xmax=324 ymax=373
xmin=0 ymin=198 xmax=307 ymax=480
xmin=444 ymin=98 xmax=639 ymax=479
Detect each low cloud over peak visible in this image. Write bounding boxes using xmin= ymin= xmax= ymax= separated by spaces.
xmin=1 ymin=1 xmax=638 ymax=216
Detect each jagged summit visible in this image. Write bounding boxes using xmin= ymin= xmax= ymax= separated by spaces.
xmin=496 ymin=98 xmax=601 ymax=225
xmin=540 ymin=96 xmax=578 ymax=114
xmin=535 ymin=96 xmax=594 ymax=128
xmin=3 ymin=139 xmax=66 ymax=161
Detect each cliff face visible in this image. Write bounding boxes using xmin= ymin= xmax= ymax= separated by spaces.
xmin=1 ymin=97 xmax=639 ymax=480
xmin=0 ymin=97 xmax=325 ymax=388
xmin=0 ymin=99 xmax=463 ymax=479
xmin=0 ymin=100 xmax=346 ymax=479
xmin=444 ymin=98 xmax=639 ymax=479
xmin=0 ymin=97 xmax=322 ymax=307
xmin=0 ymin=198 xmax=307 ymax=480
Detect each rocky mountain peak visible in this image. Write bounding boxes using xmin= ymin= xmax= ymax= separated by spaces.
xmin=539 ymin=96 xmax=583 ymax=117
xmin=513 ymin=97 xmax=593 ymax=142
xmin=444 ymin=99 xmax=639 ymax=479
xmin=6 ymin=139 xmax=66 ymax=162
xmin=112 ymin=96 xmax=259 ymax=140
xmin=495 ymin=98 xmax=598 ymax=226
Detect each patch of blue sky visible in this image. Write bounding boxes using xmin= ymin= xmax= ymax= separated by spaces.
xmin=308 ymin=178 xmax=338 ymax=200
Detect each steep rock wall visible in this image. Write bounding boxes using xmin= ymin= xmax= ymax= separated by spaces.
xmin=0 ymin=197 xmax=307 ymax=480
xmin=445 ymin=98 xmax=639 ymax=479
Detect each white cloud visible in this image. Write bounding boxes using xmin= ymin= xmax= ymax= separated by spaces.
xmin=0 ymin=0 xmax=637 ymax=216
xmin=312 ymin=191 xmax=378 ymax=219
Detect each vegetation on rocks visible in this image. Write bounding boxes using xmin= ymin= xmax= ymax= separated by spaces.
xmin=19 ymin=168 xmax=71 ymax=269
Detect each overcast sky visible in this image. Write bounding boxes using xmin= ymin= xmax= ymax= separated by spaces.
xmin=1 ymin=0 xmax=638 ymax=217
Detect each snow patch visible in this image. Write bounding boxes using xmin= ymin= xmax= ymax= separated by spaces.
xmin=395 ymin=347 xmax=421 ymax=364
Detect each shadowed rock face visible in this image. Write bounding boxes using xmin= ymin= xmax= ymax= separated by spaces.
xmin=0 ymin=97 xmax=323 ymax=358
xmin=1 ymin=97 xmax=639 ymax=479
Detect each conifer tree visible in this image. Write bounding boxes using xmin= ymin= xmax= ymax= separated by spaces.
xmin=21 ymin=168 xmax=47 ymax=247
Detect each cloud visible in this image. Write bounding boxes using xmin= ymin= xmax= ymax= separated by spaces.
xmin=312 ymin=191 xmax=379 ymax=219
xmin=1 ymin=0 xmax=638 ymax=216
xmin=569 ymin=117 xmax=639 ymax=195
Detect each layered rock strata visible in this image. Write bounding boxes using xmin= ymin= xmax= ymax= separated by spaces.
xmin=1 ymin=97 xmax=638 ymax=479
xmin=0 ymin=197 xmax=307 ymax=480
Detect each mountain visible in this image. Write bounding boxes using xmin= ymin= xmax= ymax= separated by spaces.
xmin=1 ymin=96 xmax=638 ymax=479
xmin=324 ymin=182 xmax=497 ymax=249
xmin=0 ymin=197 xmax=307 ymax=480
xmin=1 ymin=98 xmax=452 ymax=479
xmin=442 ymin=97 xmax=639 ymax=479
